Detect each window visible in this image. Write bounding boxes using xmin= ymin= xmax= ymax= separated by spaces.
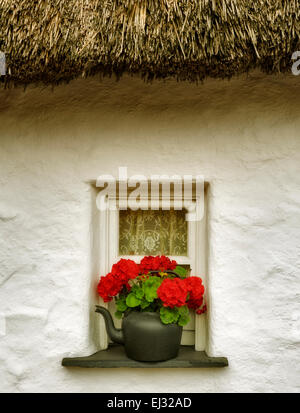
xmin=97 ymin=182 xmax=207 ymax=351
xmin=119 ymin=208 xmax=188 ymax=256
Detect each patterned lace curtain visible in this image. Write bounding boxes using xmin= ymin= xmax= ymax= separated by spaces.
xmin=119 ymin=209 xmax=188 ymax=256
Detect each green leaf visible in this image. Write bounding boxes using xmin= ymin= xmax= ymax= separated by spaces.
xmin=126 ymin=293 xmax=141 ymax=308
xmin=131 ymin=285 xmax=144 ymax=300
xmin=178 ymin=306 xmax=189 ymax=316
xmin=160 ymin=307 xmax=179 ymax=324
xmin=178 ymin=305 xmax=190 ymax=326
xmin=140 ymin=299 xmax=150 ymax=309
xmin=174 ymin=266 xmax=187 ymax=278
xmin=116 ymin=297 xmax=128 ymax=312
xmin=144 ymin=276 xmax=162 ymax=303
xmin=115 ymin=311 xmax=123 ymax=319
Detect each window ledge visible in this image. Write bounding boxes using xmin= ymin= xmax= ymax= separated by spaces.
xmin=62 ymin=344 xmax=228 ymax=368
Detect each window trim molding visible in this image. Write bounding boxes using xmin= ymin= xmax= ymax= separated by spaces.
xmin=97 ymin=182 xmax=208 ymax=352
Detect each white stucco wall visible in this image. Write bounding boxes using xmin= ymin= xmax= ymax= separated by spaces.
xmin=0 ymin=72 xmax=299 ymax=392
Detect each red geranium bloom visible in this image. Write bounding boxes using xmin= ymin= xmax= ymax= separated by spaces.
xmin=97 ymin=259 xmax=138 ymax=302
xmin=139 ymin=256 xmax=156 ymax=273
xmin=157 ymin=278 xmax=188 ymax=308
xmin=111 ymin=258 xmax=139 ymax=283
xmin=184 ymin=276 xmax=205 ymax=310
xmin=196 ymin=304 xmax=207 ymax=315
xmin=159 ymin=255 xmax=177 ymax=271
xmin=139 ymin=255 xmax=177 ymax=274
xmin=188 ymin=296 xmax=204 ymax=310
xmin=97 ymin=273 xmax=122 ymax=302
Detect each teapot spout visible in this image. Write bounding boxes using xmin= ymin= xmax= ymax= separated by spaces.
xmin=95 ymin=305 xmax=124 ymax=344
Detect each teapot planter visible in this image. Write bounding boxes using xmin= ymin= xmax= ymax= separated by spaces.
xmin=96 ymin=256 xmax=206 ymax=362
xmin=96 ymin=305 xmax=183 ymax=362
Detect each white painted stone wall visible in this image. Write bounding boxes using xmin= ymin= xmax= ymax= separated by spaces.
xmin=0 ymin=72 xmax=299 ymax=392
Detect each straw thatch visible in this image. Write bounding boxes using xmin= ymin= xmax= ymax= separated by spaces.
xmin=0 ymin=0 xmax=299 ymax=85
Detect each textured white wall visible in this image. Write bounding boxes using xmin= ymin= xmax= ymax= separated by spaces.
xmin=0 ymin=72 xmax=299 ymax=392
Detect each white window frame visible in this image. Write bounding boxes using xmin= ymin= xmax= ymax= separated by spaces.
xmin=98 ymin=186 xmax=207 ymax=352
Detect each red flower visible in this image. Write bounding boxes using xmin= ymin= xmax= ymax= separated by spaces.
xmin=157 ymin=278 xmax=188 ymax=308
xmin=184 ymin=276 xmax=205 ymax=311
xmin=111 ymin=259 xmax=139 ymax=283
xmin=97 ymin=259 xmax=138 ymax=302
xmin=159 ymin=255 xmax=177 ymax=271
xmin=138 ymin=256 xmax=155 ymax=273
xmin=139 ymin=255 xmax=177 ymax=274
xmin=196 ymin=304 xmax=207 ymax=315
xmin=97 ymin=273 xmax=122 ymax=302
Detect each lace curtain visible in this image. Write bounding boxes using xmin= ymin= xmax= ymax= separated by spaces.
xmin=119 ymin=209 xmax=188 ymax=256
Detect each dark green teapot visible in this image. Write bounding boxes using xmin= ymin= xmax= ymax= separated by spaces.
xmin=95 ymin=305 xmax=182 ymax=362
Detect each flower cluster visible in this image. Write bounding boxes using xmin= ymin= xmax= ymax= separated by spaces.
xmin=157 ymin=276 xmax=205 ymax=313
xmin=157 ymin=278 xmax=188 ymax=308
xmin=97 ymin=256 xmax=206 ymax=323
xmin=97 ymin=259 xmax=139 ymax=302
xmin=184 ymin=276 xmax=205 ymax=314
xmin=97 ymin=273 xmax=121 ymax=303
xmin=139 ymin=255 xmax=177 ymax=274
xmin=111 ymin=258 xmax=139 ymax=284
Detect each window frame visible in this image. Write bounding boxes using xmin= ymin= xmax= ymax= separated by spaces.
xmin=98 ymin=185 xmax=207 ymax=352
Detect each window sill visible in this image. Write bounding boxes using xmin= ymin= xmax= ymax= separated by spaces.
xmin=62 ymin=344 xmax=228 ymax=368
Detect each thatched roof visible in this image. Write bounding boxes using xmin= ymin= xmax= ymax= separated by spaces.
xmin=0 ymin=0 xmax=299 ymax=85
